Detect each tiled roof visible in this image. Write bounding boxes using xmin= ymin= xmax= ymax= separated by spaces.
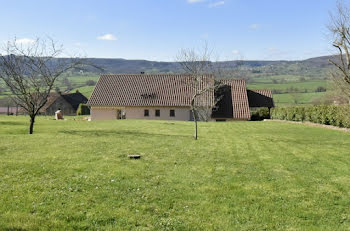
xmin=221 ymin=80 xmax=251 ymax=119
xmin=247 ymin=89 xmax=274 ymax=108
xmin=61 ymin=92 xmax=88 ymax=110
xmin=40 ymin=93 xmax=61 ymax=112
xmin=88 ymin=74 xmax=215 ymax=107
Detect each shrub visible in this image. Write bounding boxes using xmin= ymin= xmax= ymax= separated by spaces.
xmin=251 ymin=107 xmax=270 ymax=121
xmin=271 ymin=105 xmax=350 ymax=128
xmin=76 ymin=104 xmax=90 ymax=115
xmin=315 ymin=86 xmax=327 ymax=92
xmin=85 ymin=80 xmax=96 ymax=86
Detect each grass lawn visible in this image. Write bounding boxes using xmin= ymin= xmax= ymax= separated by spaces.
xmin=0 ymin=116 xmax=350 ymax=230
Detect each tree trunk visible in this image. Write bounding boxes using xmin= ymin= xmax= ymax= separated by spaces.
xmin=194 ymin=117 xmax=198 ymax=140
xmin=191 ymin=96 xmax=198 ymax=140
xmin=192 ymin=108 xmax=198 ymax=140
xmin=29 ymin=116 xmax=35 ymax=134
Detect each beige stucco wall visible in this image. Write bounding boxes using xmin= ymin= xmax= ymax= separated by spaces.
xmin=90 ymin=106 xmax=191 ymax=121
xmin=125 ymin=107 xmax=191 ymax=121
xmin=91 ymin=107 xmax=118 ymax=120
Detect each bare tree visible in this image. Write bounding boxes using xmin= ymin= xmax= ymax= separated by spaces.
xmin=176 ymin=43 xmax=237 ymax=139
xmin=328 ymin=1 xmax=350 ymax=101
xmin=291 ymin=92 xmax=302 ymax=105
xmin=0 ymin=38 xmax=86 ymax=134
xmin=176 ymin=45 xmax=214 ymax=139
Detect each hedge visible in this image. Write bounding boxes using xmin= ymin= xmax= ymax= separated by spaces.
xmin=271 ymin=105 xmax=350 ymax=128
xmin=76 ymin=104 xmax=90 ymax=115
xmin=250 ymin=107 xmax=271 ymax=121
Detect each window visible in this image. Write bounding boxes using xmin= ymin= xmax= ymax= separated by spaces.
xmin=144 ymin=109 xmax=149 ymax=117
xmin=170 ymin=109 xmax=175 ymax=117
xmin=155 ymin=109 xmax=160 ymax=117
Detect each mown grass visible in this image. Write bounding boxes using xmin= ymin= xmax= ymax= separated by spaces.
xmin=0 ymin=116 xmax=350 ymax=230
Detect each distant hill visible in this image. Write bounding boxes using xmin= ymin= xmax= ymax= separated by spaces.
xmin=72 ymin=55 xmax=335 ymax=78
xmin=0 ymin=55 xmax=335 ymax=77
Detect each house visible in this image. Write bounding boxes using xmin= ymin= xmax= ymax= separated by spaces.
xmin=87 ymin=74 xmax=274 ymax=121
xmin=40 ymin=91 xmax=88 ymax=115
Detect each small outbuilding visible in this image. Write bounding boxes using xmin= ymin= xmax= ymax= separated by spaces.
xmin=40 ymin=91 xmax=88 ymax=116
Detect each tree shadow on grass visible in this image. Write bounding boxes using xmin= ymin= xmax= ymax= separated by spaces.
xmin=59 ymin=129 xmax=189 ymax=138
xmin=0 ymin=121 xmax=26 ymax=126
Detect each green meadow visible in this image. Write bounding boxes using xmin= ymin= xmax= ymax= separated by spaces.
xmin=247 ymin=80 xmax=328 ymax=92
xmin=0 ymin=116 xmax=349 ymax=230
xmin=273 ymin=92 xmax=327 ymax=106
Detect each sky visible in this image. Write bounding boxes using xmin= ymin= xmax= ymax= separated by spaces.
xmin=0 ymin=0 xmax=341 ymax=61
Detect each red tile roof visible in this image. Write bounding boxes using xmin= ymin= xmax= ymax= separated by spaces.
xmin=252 ymin=89 xmax=273 ymax=98
xmin=88 ymin=74 xmax=215 ymax=107
xmin=222 ymin=80 xmax=251 ymax=119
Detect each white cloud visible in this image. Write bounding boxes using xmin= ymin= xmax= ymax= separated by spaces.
xmin=249 ymin=24 xmax=260 ymax=30
xmin=97 ymin=34 xmax=117 ymax=41
xmin=15 ymin=38 xmax=35 ymax=45
xmin=208 ymin=1 xmax=225 ymax=8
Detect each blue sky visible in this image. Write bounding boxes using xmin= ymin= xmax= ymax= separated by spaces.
xmin=0 ymin=0 xmax=339 ymax=61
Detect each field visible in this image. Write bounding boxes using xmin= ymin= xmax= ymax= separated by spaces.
xmin=247 ymin=75 xmax=330 ymax=106
xmin=247 ymin=80 xmax=328 ymax=92
xmin=71 ymin=86 xmax=95 ymax=98
xmin=1 ymin=116 xmax=350 ymax=230
xmin=273 ymin=92 xmax=327 ymax=105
